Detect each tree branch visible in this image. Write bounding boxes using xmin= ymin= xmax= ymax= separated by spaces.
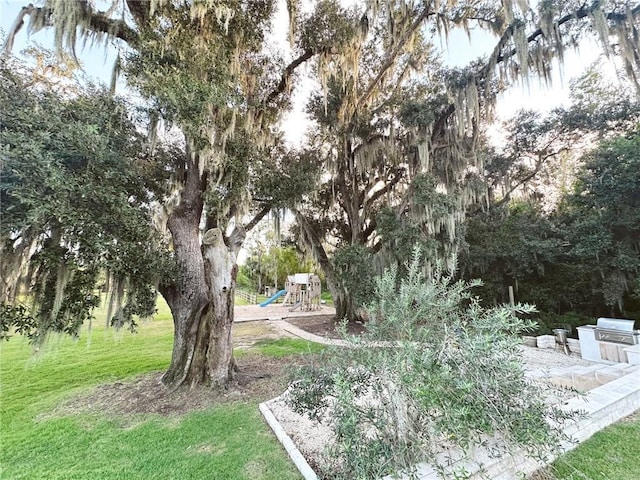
xmin=365 ymin=169 xmax=404 ymax=207
xmin=432 ymin=104 xmax=456 ymax=142
xmin=294 ymin=210 xmax=333 ymax=275
xmin=88 ymin=9 xmax=140 ymax=46
xmin=264 ymin=48 xmax=317 ymax=106
xmin=360 ymin=219 xmax=377 ymax=243
xmin=125 ymin=0 xmax=150 ymax=25
xmin=493 ymin=147 xmax=568 ymax=209
xmin=432 ymin=3 xmax=640 ymax=140
xmin=492 ymin=3 xmax=640 ymax=66
xmin=3 ymin=1 xmax=139 ymax=56
xmin=356 ymin=5 xmax=434 ymax=109
xmin=243 ymin=205 xmax=271 ymax=233
xmin=2 ymin=5 xmax=39 ymax=55
xmin=351 ymin=134 xmax=388 ymax=159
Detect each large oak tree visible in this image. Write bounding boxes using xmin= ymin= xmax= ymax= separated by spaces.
xmin=4 ymin=0 xmax=322 ymax=388
xmin=3 ymin=0 xmax=640 ymax=386
xmin=293 ymin=0 xmax=640 ymax=322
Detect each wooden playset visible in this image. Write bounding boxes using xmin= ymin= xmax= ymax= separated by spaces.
xmin=283 ymin=273 xmax=322 ymax=311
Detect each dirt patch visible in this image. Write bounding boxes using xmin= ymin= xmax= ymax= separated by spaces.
xmin=287 ymin=315 xmax=365 ymax=339
xmin=233 ymin=321 xmax=282 ymax=348
xmin=38 ymin=317 xmax=336 ymax=422
xmin=40 ymin=354 xmax=310 ymax=421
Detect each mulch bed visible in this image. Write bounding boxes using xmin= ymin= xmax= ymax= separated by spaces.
xmin=286 ymin=314 xmax=365 ymax=338
xmin=38 ymin=316 xmax=365 ymax=421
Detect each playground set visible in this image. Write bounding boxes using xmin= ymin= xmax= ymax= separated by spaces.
xmin=259 ymin=273 xmax=322 ymax=312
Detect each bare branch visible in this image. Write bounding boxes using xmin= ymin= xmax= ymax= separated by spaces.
xmin=493 ymin=147 xmax=569 ymax=209
xmin=264 ymin=48 xmax=318 ymax=106
xmin=243 ymin=205 xmax=271 ymax=233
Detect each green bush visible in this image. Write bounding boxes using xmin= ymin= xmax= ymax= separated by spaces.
xmin=236 ymin=266 xmax=254 ymax=290
xmin=288 ymin=248 xmax=575 ymax=479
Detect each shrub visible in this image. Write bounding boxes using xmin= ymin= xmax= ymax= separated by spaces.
xmin=288 ymin=248 xmax=575 ymax=479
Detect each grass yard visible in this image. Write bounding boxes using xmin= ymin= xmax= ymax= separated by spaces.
xmin=251 ymin=338 xmax=326 ymax=357
xmin=0 ymin=298 xmax=305 ymax=480
xmin=534 ymin=412 xmax=640 ymax=480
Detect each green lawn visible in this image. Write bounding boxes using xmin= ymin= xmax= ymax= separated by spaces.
xmin=252 ymin=338 xmax=326 ymax=357
xmin=541 ymin=413 xmax=640 ymax=480
xmin=0 ymin=300 xmax=302 ymax=480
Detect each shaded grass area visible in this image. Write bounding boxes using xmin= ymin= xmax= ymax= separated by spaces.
xmin=1 ymin=300 xmax=305 ymax=480
xmin=252 ymin=338 xmax=326 ymax=357
xmin=536 ymin=413 xmax=640 ymax=480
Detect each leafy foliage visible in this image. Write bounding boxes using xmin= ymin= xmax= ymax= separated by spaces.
xmin=293 ymin=1 xmax=640 ymax=321
xmin=461 ymin=68 xmax=640 ymax=323
xmin=562 ymin=131 xmax=640 ymax=310
xmin=288 ymin=248 xmax=572 ymax=479
xmin=244 ymin=243 xmax=315 ymax=291
xmin=0 ymin=57 xmax=164 ymax=342
xmin=331 ymin=244 xmax=376 ymax=314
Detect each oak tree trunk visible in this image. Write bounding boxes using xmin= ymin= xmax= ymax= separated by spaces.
xmin=157 ymin=152 xmax=246 ymax=389
xmin=333 ymin=288 xmax=360 ymax=323
xmin=295 ymin=211 xmax=363 ymax=323
xmin=160 ymin=220 xmax=244 ymax=388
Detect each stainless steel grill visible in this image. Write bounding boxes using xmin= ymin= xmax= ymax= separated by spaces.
xmin=594 ymin=318 xmax=640 ymax=346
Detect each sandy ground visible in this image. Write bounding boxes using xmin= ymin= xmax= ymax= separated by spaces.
xmin=520 ymin=345 xmax=594 ymax=370
xmin=235 ymin=304 xmax=336 ymax=322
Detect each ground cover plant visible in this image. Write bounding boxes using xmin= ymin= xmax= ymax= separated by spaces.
xmin=0 ymin=303 xmax=307 ymax=480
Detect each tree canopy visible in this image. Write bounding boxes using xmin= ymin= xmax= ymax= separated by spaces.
xmin=292 ymin=0 xmax=640 ymax=320
xmin=460 ymin=68 xmax=640 ymax=325
xmin=0 ymin=56 xmax=162 ymax=341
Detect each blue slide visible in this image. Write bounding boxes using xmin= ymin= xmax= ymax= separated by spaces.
xmin=259 ymin=289 xmax=287 ymax=307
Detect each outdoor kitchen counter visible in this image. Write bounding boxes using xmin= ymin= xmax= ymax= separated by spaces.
xmin=578 ymin=319 xmax=640 ymax=364
xmin=578 ymin=325 xmax=601 ymax=362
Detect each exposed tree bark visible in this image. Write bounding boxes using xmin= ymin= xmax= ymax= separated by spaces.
xmin=294 ymin=210 xmax=363 ymax=322
xmin=158 ymin=152 xmax=209 ymax=387
xmin=157 ymin=150 xmax=252 ymax=388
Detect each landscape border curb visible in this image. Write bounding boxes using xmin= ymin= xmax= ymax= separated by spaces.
xmin=259 ymin=401 xmax=318 ymax=480
xmin=261 ymin=368 xmax=640 ymax=480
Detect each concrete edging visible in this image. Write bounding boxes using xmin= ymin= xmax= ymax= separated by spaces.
xmin=259 ymin=401 xmax=318 ymax=480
